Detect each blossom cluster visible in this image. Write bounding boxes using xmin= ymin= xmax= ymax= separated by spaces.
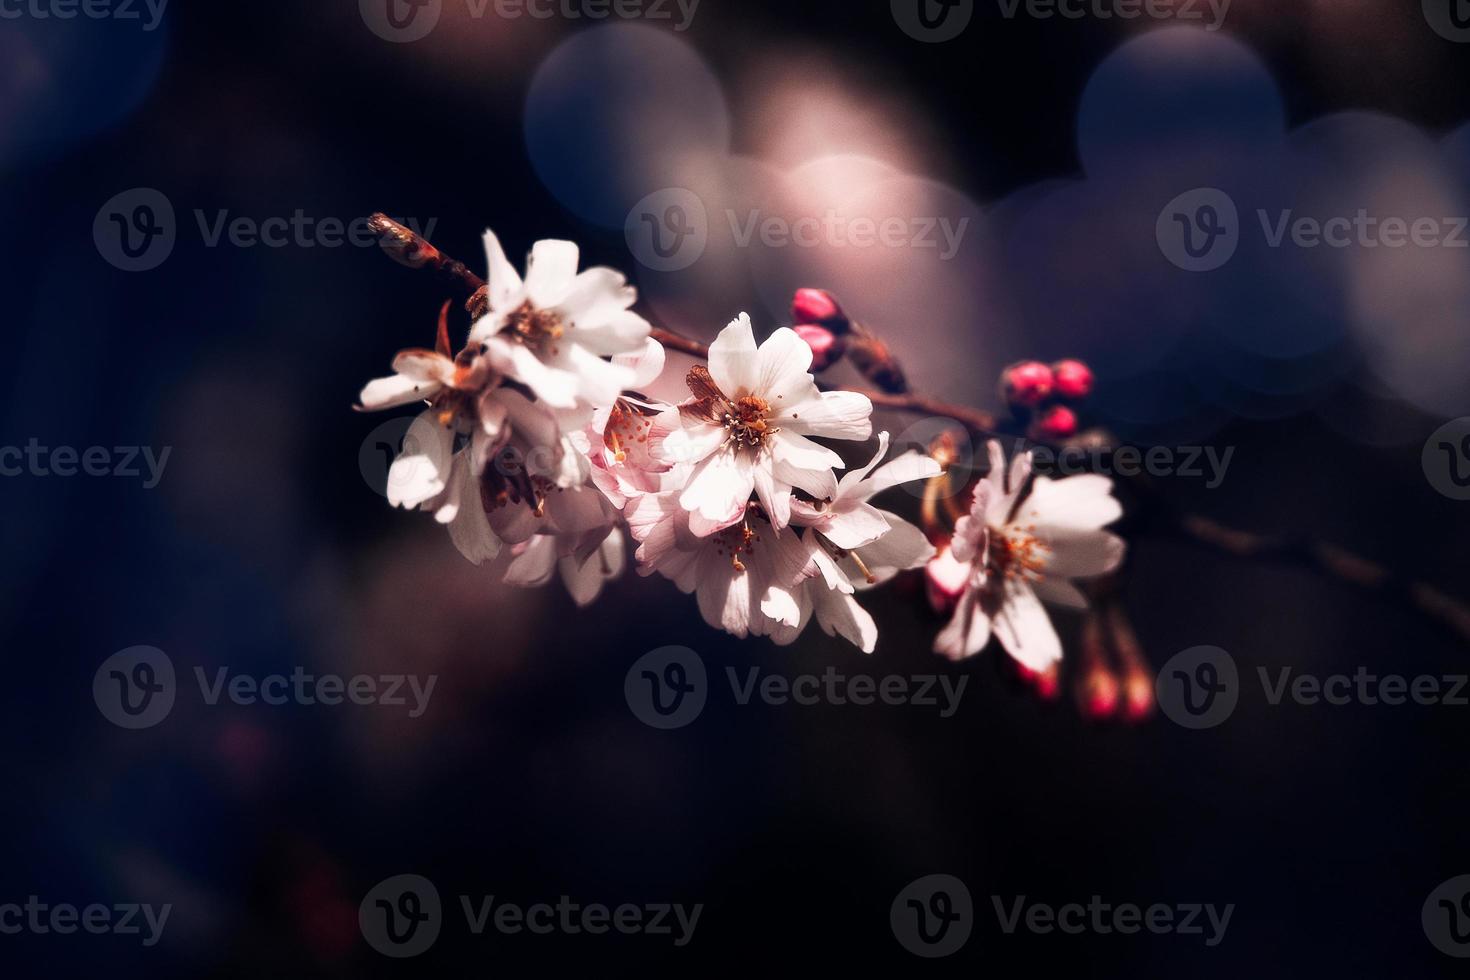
xmin=359 ymin=231 xmax=1124 ymax=660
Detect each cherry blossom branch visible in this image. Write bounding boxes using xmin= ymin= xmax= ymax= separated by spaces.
xmin=364 ymin=213 xmax=1470 ymax=648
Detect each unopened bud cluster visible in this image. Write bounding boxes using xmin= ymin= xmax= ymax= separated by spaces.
xmin=998 ymin=358 xmax=1094 ymax=442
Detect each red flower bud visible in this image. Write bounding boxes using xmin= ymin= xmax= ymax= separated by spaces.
xmin=792 ymin=288 xmax=846 ymax=329
xmin=1120 ymin=669 xmax=1155 ymax=723
xmin=1051 ymin=359 xmax=1094 ymax=400
xmin=1000 ymin=360 xmax=1054 ymax=408
xmin=1077 ymin=664 xmax=1121 ymax=720
xmin=1029 ymin=404 xmax=1078 ymax=441
xmin=792 ymin=323 xmax=844 ymax=371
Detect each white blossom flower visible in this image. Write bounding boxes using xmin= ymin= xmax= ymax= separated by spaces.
xmin=788 ymin=433 xmax=940 ymax=652
xmin=935 ymin=441 xmax=1125 ymax=670
xmin=468 ymin=231 xmax=652 ymax=410
xmin=626 ymin=493 xmax=817 ymax=643
xmin=651 ymin=313 xmax=873 ymax=534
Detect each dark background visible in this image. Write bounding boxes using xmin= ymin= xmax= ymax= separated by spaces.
xmin=2 ymin=0 xmax=1469 ymax=976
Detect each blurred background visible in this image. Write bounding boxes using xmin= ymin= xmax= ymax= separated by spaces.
xmin=2 ymin=0 xmax=1469 ymax=975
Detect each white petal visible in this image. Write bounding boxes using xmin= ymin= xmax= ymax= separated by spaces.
xmin=949 ymin=480 xmax=994 ymax=565
xmin=505 ymin=342 xmax=581 ymax=409
xmin=447 ymin=464 xmax=502 ymax=565
xmin=613 ymin=337 xmax=666 ymax=390
xmin=559 ymin=529 xmax=624 ymax=606
xmin=1031 ymin=577 xmax=1088 ymax=610
xmin=854 ymin=450 xmax=943 ymax=501
xmin=752 ymin=464 xmax=792 ymax=531
xmin=391 ymin=349 xmax=456 ymax=384
xmin=679 ymin=449 xmax=754 ymax=528
xmin=523 ymin=239 xmax=580 ymax=308
xmin=483 ymin=229 xmax=524 ymax=310
xmin=812 ymin=588 xmax=878 ymax=654
xmin=820 ymin=502 xmax=891 ymax=550
xmin=707 ymin=313 xmax=759 ymax=396
xmin=566 ymin=343 xmax=636 ymax=408
xmin=770 ymin=430 xmax=843 ymax=473
xmin=1033 ymin=527 xmax=1126 ymax=580
xmin=850 ymin=515 xmax=934 ymax=585
xmin=386 ymin=411 xmax=453 ymax=509
xmin=834 ymin=433 xmax=890 ymax=500
xmin=359 ymin=374 xmax=438 ymax=411
xmin=933 ymin=590 xmax=992 ymax=660
xmin=695 ymin=549 xmax=750 ymax=638
xmin=1018 ymin=474 xmax=1124 ymax=531
xmin=504 ymin=536 xmax=558 ymax=587
xmin=778 ymin=390 xmax=873 ymax=441
xmin=991 ymin=578 xmax=1063 ymax=672
xmin=760 ymin=584 xmax=802 ymax=628
xmin=754 ymin=327 xmax=815 ymax=403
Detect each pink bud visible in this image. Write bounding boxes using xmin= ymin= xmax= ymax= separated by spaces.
xmin=924 ymin=544 xmax=970 ymax=615
xmin=792 ymin=323 xmax=843 ymax=371
xmin=1120 ymin=669 xmax=1155 ymax=723
xmin=1078 ymin=666 xmax=1121 ymax=720
xmin=792 ymin=288 xmax=846 ymax=328
xmin=1051 ymin=359 xmax=1094 ymax=400
xmin=1000 ymin=360 xmax=1054 ymax=408
xmin=1029 ymin=404 xmax=1078 ymax=441
xmin=1018 ymin=662 xmax=1061 ymax=701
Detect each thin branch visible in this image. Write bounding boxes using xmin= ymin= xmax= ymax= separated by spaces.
xmin=364 ymin=213 xmax=1470 ymax=647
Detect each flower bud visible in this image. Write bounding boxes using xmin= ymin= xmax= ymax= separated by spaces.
xmin=792 ymin=288 xmax=846 ymax=329
xmin=924 ymin=543 xmax=970 ymax=615
xmin=1000 ymin=360 xmax=1054 ymax=408
xmin=1051 ymin=359 xmax=1094 ymax=400
xmin=1120 ymin=668 xmax=1155 ymax=723
xmin=1077 ymin=664 xmax=1121 ymax=720
xmin=792 ymin=323 xmax=844 ymax=371
xmin=1018 ymin=662 xmax=1061 ymax=701
xmin=1029 ymin=404 xmax=1078 ymax=441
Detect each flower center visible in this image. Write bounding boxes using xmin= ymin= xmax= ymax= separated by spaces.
xmin=504 ymin=300 xmax=565 ymax=355
xmin=710 ymin=522 xmax=760 ymax=574
xmin=988 ymin=525 xmax=1050 ymax=584
xmin=724 ymin=395 xmax=773 ymax=449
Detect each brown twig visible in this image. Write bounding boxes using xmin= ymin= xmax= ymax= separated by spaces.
xmin=363 ymin=213 xmax=1470 ymax=647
